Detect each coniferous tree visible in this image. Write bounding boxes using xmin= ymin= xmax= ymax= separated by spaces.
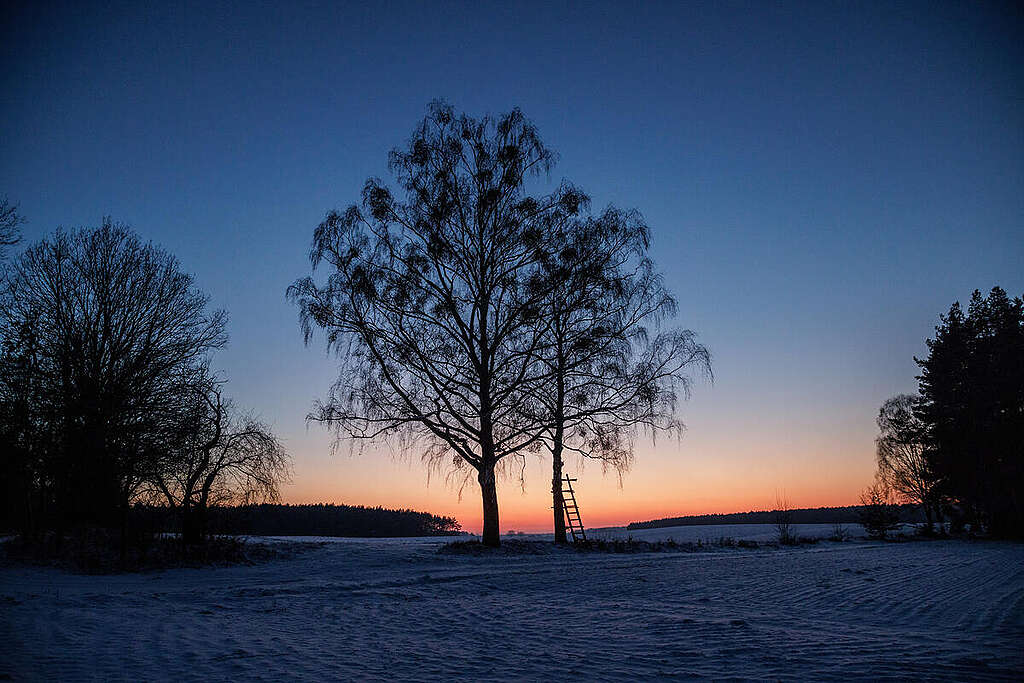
xmin=916 ymin=287 xmax=1024 ymax=536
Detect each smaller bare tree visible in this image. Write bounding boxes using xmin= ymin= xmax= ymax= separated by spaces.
xmin=151 ymin=373 xmax=290 ymax=544
xmin=875 ymin=394 xmax=937 ymax=531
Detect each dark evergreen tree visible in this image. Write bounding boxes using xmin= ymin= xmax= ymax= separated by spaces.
xmin=916 ymin=287 xmax=1024 ymax=536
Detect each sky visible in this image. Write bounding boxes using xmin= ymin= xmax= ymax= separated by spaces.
xmin=2 ymin=1 xmax=1022 ymax=532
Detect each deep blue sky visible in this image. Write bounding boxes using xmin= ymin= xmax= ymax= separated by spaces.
xmin=2 ymin=1 xmax=1022 ymax=527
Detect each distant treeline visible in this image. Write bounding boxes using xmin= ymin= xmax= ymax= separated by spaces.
xmin=627 ymin=504 xmax=925 ymax=530
xmin=133 ymin=503 xmax=464 ymax=538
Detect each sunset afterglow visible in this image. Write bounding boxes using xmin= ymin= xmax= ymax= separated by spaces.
xmin=4 ymin=1 xmax=1020 ymax=534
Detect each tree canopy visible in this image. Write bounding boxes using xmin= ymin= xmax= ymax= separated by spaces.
xmin=535 ymin=206 xmax=710 ymax=541
xmin=290 ymin=102 xmax=709 ymax=546
xmin=0 ymin=220 xmax=290 ymax=551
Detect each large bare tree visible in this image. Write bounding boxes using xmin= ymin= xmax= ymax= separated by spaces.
xmin=289 ymin=102 xmax=587 ymax=546
xmin=0 ymin=220 xmax=228 ymax=538
xmin=537 ymin=210 xmax=711 ymax=542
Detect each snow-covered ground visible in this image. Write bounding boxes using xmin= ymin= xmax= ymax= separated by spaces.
xmin=2 ymin=527 xmax=1022 ymax=681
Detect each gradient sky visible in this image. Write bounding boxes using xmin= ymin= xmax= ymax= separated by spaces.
xmin=2 ymin=1 xmax=1022 ymax=532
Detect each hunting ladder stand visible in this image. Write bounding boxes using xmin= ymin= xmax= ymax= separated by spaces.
xmin=561 ymin=475 xmax=587 ymax=542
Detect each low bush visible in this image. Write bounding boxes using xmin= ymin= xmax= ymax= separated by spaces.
xmin=830 ymin=522 xmax=851 ymax=542
xmin=859 ymin=480 xmax=901 ymax=539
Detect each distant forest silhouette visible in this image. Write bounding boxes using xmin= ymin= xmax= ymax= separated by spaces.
xmin=628 ymin=504 xmax=925 ymax=530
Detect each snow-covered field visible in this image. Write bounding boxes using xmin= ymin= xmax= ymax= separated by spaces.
xmin=2 ymin=526 xmax=1022 ymax=681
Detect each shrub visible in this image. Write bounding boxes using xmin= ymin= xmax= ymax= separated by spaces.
xmin=830 ymin=522 xmax=850 ymax=542
xmin=858 ymin=479 xmax=901 ymax=539
xmin=775 ymin=494 xmax=797 ymax=545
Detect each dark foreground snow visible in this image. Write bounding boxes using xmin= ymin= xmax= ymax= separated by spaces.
xmin=2 ymin=529 xmax=1022 ymax=681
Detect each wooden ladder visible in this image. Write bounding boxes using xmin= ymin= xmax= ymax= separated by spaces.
xmin=561 ymin=475 xmax=587 ymax=542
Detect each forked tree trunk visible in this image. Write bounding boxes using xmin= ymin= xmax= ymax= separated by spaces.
xmin=479 ymin=465 xmax=500 ymax=547
xmin=182 ymin=502 xmax=212 ymax=545
xmin=552 ymin=443 xmax=567 ymax=543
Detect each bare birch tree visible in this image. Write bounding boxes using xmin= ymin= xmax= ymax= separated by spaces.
xmin=289 ymin=102 xmax=586 ymax=546
xmin=537 ymin=211 xmax=710 ymax=542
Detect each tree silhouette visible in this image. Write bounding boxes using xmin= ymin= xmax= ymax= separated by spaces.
xmin=535 ymin=211 xmax=710 ymax=542
xmin=0 ymin=197 xmax=23 ymax=260
xmin=874 ymin=394 xmax=938 ymax=530
xmin=289 ymin=102 xmax=586 ymax=546
xmin=916 ymin=287 xmax=1024 ymax=536
xmin=0 ymin=220 xmax=228 ymax=543
xmin=858 ymin=476 xmax=901 ymax=539
xmin=148 ymin=369 xmax=290 ymax=544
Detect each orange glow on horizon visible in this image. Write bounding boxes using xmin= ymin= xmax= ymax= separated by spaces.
xmin=279 ymin=432 xmax=878 ymax=534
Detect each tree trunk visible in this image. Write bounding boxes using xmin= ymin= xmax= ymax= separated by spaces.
xmin=551 ymin=443 xmax=567 ymax=543
xmin=118 ymin=502 xmax=128 ymax=569
xmin=551 ymin=336 xmax=568 ymax=543
xmin=182 ymin=503 xmax=200 ymax=545
xmin=196 ymin=504 xmax=208 ymax=542
xmin=479 ymin=465 xmax=500 ymax=547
